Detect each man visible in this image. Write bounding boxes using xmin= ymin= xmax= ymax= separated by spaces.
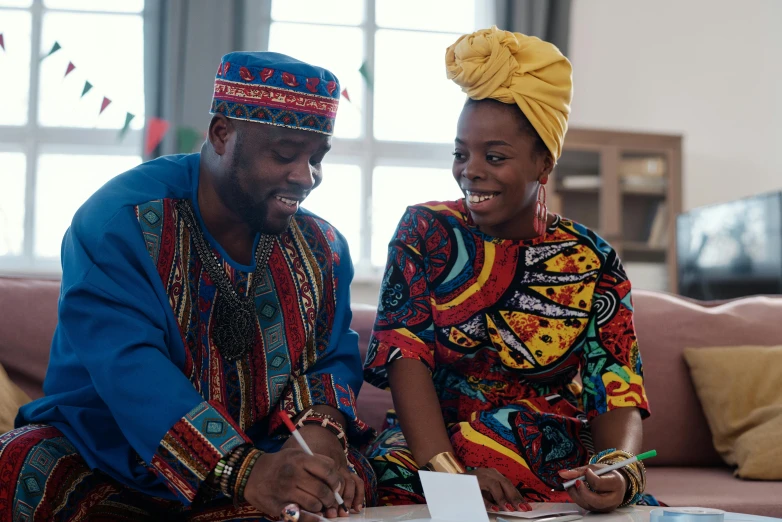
xmin=0 ymin=52 xmax=375 ymax=522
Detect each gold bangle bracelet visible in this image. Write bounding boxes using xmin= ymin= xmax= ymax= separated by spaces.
xmin=424 ymin=452 xmax=466 ymax=474
xmin=595 ymin=450 xmax=646 ymax=506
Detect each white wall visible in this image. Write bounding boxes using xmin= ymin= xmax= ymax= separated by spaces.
xmin=569 ymin=0 xmax=782 ymax=210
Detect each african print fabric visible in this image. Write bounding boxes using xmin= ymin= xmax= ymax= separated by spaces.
xmin=5 ymin=154 xmax=375 ymax=520
xmin=364 ymin=200 xmax=653 ymax=504
xmin=0 ymin=425 xmax=375 ymax=521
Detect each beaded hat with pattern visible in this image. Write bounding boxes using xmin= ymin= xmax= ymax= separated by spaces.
xmin=210 ymin=51 xmax=340 ymax=135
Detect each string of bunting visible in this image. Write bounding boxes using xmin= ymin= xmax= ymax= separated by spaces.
xmin=0 ymin=33 xmax=361 ymax=155
xmin=33 ymin=39 xmax=190 ymax=154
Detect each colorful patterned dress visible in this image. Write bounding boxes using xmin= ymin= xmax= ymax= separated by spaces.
xmin=364 ymin=200 xmax=651 ymax=505
xmin=1 ymin=154 xmax=375 ymax=521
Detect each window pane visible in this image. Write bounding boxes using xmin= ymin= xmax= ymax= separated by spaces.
xmin=271 ymin=0 xmax=362 ymax=25
xmin=44 ymin=0 xmax=144 ymax=12
xmin=301 ymin=164 xmax=362 ymax=260
xmin=269 ymin=22 xmax=363 ymax=139
xmin=0 ymin=153 xmax=26 ymax=256
xmin=0 ymin=10 xmax=32 ymax=125
xmin=38 ymin=12 xmax=144 ymax=129
xmin=371 ymin=166 xmax=463 ymax=266
xmin=35 ymin=154 xmax=140 ymax=257
xmin=376 ymin=0 xmax=476 ymax=32
xmin=0 ymin=0 xmax=32 ymax=7
xmin=374 ymin=30 xmax=466 ymax=143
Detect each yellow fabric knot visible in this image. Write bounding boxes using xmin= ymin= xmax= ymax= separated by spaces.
xmin=445 ymin=26 xmax=573 ymax=160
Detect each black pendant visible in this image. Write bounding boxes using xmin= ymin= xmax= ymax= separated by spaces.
xmin=212 ymin=297 xmax=256 ymax=361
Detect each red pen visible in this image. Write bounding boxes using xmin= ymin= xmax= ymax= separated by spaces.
xmin=278 ymin=412 xmax=349 ymax=514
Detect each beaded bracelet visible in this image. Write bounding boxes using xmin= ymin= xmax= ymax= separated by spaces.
xmin=219 ymin=444 xmax=251 ymax=497
xmin=235 ymin=448 xmax=264 ymax=502
xmin=295 ymin=409 xmax=348 ymax=454
xmin=589 ymin=448 xmax=646 ymax=507
xmin=228 ymin=446 xmax=251 ymax=496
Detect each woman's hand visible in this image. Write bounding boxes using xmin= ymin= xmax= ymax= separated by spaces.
xmin=558 ymin=464 xmax=627 ymax=513
xmin=466 ymin=468 xmax=531 ymax=513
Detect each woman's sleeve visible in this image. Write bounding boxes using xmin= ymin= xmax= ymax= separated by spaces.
xmin=580 ymin=251 xmax=651 ymax=421
xmin=364 ymin=207 xmax=437 ymax=390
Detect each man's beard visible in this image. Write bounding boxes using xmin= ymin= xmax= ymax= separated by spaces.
xmin=218 ymin=136 xmax=291 ymax=235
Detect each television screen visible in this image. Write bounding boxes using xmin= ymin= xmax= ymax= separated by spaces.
xmin=677 ymin=191 xmax=782 ymax=300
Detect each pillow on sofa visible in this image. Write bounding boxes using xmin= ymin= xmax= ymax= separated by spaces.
xmin=0 ymin=363 xmax=31 ymax=433
xmin=683 ymin=346 xmax=782 ymax=480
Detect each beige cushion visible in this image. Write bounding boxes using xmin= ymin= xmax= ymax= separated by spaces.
xmin=0 ymin=363 xmax=31 ymax=433
xmin=684 ymin=346 xmax=782 ymax=479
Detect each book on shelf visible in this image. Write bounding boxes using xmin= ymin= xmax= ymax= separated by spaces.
xmin=560 ymin=175 xmax=601 ymax=190
xmin=620 ymin=157 xmax=666 ymax=178
xmin=646 ymin=202 xmax=668 ymax=248
xmin=624 ymin=262 xmax=668 ymax=292
xmin=621 ymin=176 xmax=667 ymax=191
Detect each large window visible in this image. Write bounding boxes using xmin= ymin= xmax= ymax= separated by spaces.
xmin=265 ymin=0 xmax=493 ymax=276
xmin=0 ymin=0 xmax=491 ymax=277
xmin=0 ymin=0 xmax=144 ymax=273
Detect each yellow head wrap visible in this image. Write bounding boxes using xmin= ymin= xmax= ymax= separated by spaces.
xmin=445 ymin=26 xmax=573 ymax=161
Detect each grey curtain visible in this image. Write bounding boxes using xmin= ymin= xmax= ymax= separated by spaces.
xmin=143 ymin=0 xmax=254 ymax=158
xmin=495 ymin=0 xmax=572 ymax=57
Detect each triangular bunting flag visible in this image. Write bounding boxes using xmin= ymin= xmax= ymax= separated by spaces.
xmin=64 ymin=61 xmax=76 ymax=77
xmin=341 ymin=88 xmax=350 ymax=102
xmin=145 ymin=117 xmax=170 ymax=156
xmin=99 ymin=97 xmax=112 ymax=115
xmin=80 ymin=81 xmax=93 ymax=98
xmin=0 ymin=34 xmax=5 ymax=52
xmin=358 ymin=61 xmax=373 ymax=90
xmin=176 ymin=127 xmax=202 ymax=154
xmin=42 ymin=41 xmax=61 ymax=60
xmin=118 ymin=112 xmax=135 ymax=140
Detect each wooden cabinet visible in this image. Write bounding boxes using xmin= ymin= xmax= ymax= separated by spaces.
xmin=549 ymin=128 xmax=683 ymax=293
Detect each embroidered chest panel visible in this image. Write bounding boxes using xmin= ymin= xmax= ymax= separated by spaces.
xmin=135 ymin=199 xmax=338 ymax=430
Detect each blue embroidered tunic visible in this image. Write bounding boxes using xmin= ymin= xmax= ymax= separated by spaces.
xmin=17 ymin=153 xmax=368 ymax=504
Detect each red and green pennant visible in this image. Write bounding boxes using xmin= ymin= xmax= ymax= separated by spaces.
xmin=64 ymin=61 xmax=76 ymax=77
xmin=80 ymin=81 xmax=93 ymax=98
xmin=119 ymin=112 xmax=135 ymax=140
xmin=145 ymin=118 xmax=170 ymax=156
xmin=358 ymin=61 xmax=373 ymax=90
xmin=42 ymin=41 xmax=61 ymax=60
xmin=176 ymin=127 xmax=202 ymax=154
xmin=99 ymin=96 xmax=111 ymax=115
xmin=0 ymin=33 xmax=5 ymax=52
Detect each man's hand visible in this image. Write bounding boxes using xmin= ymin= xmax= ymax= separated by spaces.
xmin=282 ymin=424 xmax=365 ymax=518
xmin=466 ymin=468 xmax=531 ymax=513
xmin=559 ymin=464 xmax=627 ymax=512
xmin=242 ymin=448 xmax=343 ymax=518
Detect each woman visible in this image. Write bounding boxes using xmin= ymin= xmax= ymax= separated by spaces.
xmin=364 ymin=27 xmax=660 ymax=513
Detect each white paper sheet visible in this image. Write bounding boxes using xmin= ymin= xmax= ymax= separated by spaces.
xmin=418 ymin=470 xmax=490 ymax=522
xmin=494 ymin=503 xmax=582 ymax=519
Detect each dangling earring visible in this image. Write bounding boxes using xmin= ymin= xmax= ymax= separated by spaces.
xmin=534 ymin=177 xmax=548 ymax=236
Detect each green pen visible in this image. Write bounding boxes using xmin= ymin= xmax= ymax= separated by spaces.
xmin=552 ymin=450 xmax=658 ymax=491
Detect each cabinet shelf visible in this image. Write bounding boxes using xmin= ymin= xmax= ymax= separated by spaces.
xmin=550 ymin=128 xmax=682 ymax=292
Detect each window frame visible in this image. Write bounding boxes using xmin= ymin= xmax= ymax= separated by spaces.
xmin=0 ymin=0 xmax=143 ymax=277
xmin=250 ymin=0 xmax=494 ymax=281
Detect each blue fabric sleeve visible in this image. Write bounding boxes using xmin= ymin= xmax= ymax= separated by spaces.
xmin=57 ymin=207 xmax=249 ymax=503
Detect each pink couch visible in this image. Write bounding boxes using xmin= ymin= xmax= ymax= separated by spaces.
xmin=1 ymin=277 xmax=781 ymax=515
